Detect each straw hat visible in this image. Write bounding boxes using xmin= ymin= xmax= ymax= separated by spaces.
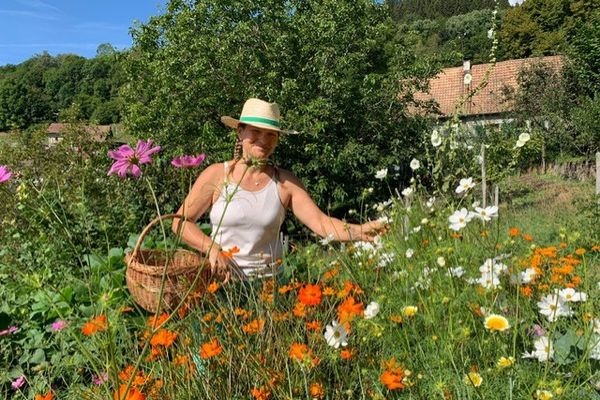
xmin=221 ymin=98 xmax=298 ymax=134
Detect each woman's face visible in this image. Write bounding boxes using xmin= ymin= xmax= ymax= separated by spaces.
xmin=238 ymin=124 xmax=279 ymax=159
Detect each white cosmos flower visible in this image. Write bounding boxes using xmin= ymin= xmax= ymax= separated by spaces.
xmin=431 ymin=130 xmax=442 ymax=147
xmin=472 ymin=206 xmax=498 ymax=222
xmin=410 ymin=158 xmax=420 ymax=170
xmin=364 ymin=301 xmax=380 ymax=319
xmin=412 ymin=226 xmax=421 ymax=233
xmin=478 ymin=270 xmax=501 ymax=289
xmin=522 ymin=336 xmax=553 ymax=362
xmin=401 ymin=187 xmax=413 ymax=197
xmin=448 ymin=208 xmax=474 ymax=231
xmin=558 ymin=288 xmax=587 ymax=302
xmin=520 ymin=267 xmax=538 ymax=284
xmin=589 ymin=335 xmax=600 ymax=360
xmin=405 ymin=248 xmax=414 ymax=258
xmin=537 ymin=294 xmax=573 ymax=322
xmin=324 ymin=320 xmax=348 ymax=348
xmin=447 ymin=266 xmax=465 ymax=277
xmin=455 ymin=177 xmax=476 ymax=194
xmin=375 ymin=168 xmax=388 ymax=180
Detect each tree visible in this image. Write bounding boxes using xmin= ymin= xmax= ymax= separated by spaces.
xmin=122 ymin=0 xmax=435 ymax=213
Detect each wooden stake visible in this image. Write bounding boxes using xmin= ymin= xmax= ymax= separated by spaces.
xmin=481 ymin=144 xmax=487 ymax=207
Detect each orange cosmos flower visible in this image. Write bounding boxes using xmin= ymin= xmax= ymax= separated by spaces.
xmin=323 ymin=286 xmax=336 ymax=296
xmin=200 ymin=338 xmax=223 ymax=359
xmin=575 ymin=248 xmax=586 ymax=256
xmin=560 ymin=242 xmax=568 ymax=249
xmin=309 ymin=382 xmax=325 ymax=399
xmin=147 ymin=313 xmax=169 ymax=329
xmin=480 ymin=230 xmax=489 ymax=237
xmin=150 ymin=329 xmax=177 ymax=348
xmin=113 ymin=384 xmax=146 ymax=400
xmin=81 ymin=314 xmax=108 ymax=336
xmin=298 ymin=284 xmax=322 ymax=306
xmin=323 ymin=267 xmax=339 ymax=281
xmin=278 ymin=284 xmax=295 ymax=294
xmin=337 ymin=280 xmax=355 ymax=298
xmin=207 ymin=281 xmax=220 ymax=294
xmin=520 ymin=286 xmax=533 ymax=297
xmin=592 ymin=245 xmax=600 ymax=251
xmin=340 ymin=349 xmax=353 ymax=359
xmin=242 ymin=319 xmax=265 ymax=334
xmin=35 ymin=392 xmax=54 ymax=400
xmin=292 ymin=302 xmax=307 ymax=318
xmin=389 ymin=315 xmax=403 ymax=324
xmin=220 ymin=246 xmax=240 ymax=258
xmin=380 ymin=370 xmax=405 ymax=390
xmin=508 ymin=227 xmax=520 ymax=237
xmin=450 ymin=232 xmax=462 ymax=239
xmin=338 ymin=296 xmax=364 ymax=323
xmin=306 ymin=320 xmax=322 ymax=331
xmin=522 ymin=233 xmax=533 ymax=241
xmin=250 ymin=386 xmax=271 ymax=400
xmin=289 ymin=342 xmax=310 ymax=362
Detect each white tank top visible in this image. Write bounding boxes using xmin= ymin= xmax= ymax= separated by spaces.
xmin=209 ymin=162 xmax=286 ymax=280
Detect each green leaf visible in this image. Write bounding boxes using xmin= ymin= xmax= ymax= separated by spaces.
xmin=554 ymin=330 xmax=583 ymax=365
xmin=29 ymin=348 xmax=46 ymax=364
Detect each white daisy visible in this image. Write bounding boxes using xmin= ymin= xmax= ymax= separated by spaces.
xmin=455 ymin=177 xmax=476 ymax=194
xmin=522 ymin=336 xmax=553 ymax=362
xmin=537 ymin=294 xmax=573 ymax=322
xmin=448 ymin=208 xmax=474 ymax=231
xmin=472 ymin=206 xmax=499 ymax=222
xmin=558 ymin=288 xmax=587 ymax=302
xmin=324 ymin=320 xmax=348 ymax=348
xmin=364 ymin=302 xmax=380 ymax=319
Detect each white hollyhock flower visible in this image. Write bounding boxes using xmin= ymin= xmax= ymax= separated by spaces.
xmin=405 ymin=248 xmax=414 ymax=258
xmin=487 ymin=28 xmax=494 ymax=39
xmin=522 ymin=336 xmax=553 ymax=362
xmin=537 ymin=294 xmax=573 ymax=322
xmin=410 ymin=158 xmax=420 ymax=170
xmin=463 ymin=73 xmax=473 ymax=85
xmin=472 ymin=206 xmax=498 ymax=222
xmin=431 ymin=130 xmax=442 ymax=147
xmin=448 ymin=208 xmax=474 ymax=231
xmin=519 ymin=132 xmax=531 ymax=142
xmin=375 ymin=168 xmax=388 ymax=180
xmin=324 ymin=320 xmax=348 ymax=348
xmin=558 ymin=288 xmax=587 ymax=302
xmin=455 ymin=177 xmax=476 ymax=194
xmin=364 ymin=302 xmax=380 ymax=319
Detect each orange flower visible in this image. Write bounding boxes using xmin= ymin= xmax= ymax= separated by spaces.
xmin=422 ymin=239 xmax=430 ymax=247
xmin=35 ymin=392 xmax=54 ymax=400
xmin=323 ymin=286 xmax=336 ymax=296
xmin=522 ymin=233 xmax=533 ymax=241
xmin=292 ymin=302 xmax=306 ymax=318
xmin=306 ymin=320 xmax=322 ymax=331
xmin=508 ymin=227 xmax=520 ymax=237
xmin=298 ymin=284 xmax=322 ymax=306
xmin=340 ymin=349 xmax=353 ymax=359
xmin=338 ymin=296 xmax=364 ymax=323
xmin=118 ymin=366 xmax=148 ymax=386
xmin=575 ymin=248 xmax=586 ymax=256
xmin=220 ymin=246 xmax=240 ymax=258
xmin=560 ymin=242 xmax=568 ymax=249
xmin=114 ymin=384 xmax=146 ymax=400
xmin=150 ymin=329 xmax=178 ymax=348
xmin=323 ymin=267 xmax=339 ymax=281
xmin=480 ymin=230 xmax=489 ymax=238
xmin=278 ymin=284 xmax=295 ymax=294
xmin=242 ymin=319 xmax=265 ymax=334
xmin=251 ymin=386 xmax=271 ymax=400
xmin=520 ymin=286 xmax=533 ymax=297
xmin=207 ymin=281 xmax=220 ymax=294
xmin=200 ymin=338 xmax=223 ymax=359
xmin=309 ymin=382 xmax=325 ymax=399
xmin=380 ymin=370 xmax=405 ymax=390
xmin=389 ymin=315 xmax=403 ymax=324
xmin=337 ymin=280 xmax=355 ymax=298
xmin=450 ymin=232 xmax=462 ymax=239
xmin=173 ymin=354 xmax=190 ymax=367
xmin=81 ymin=314 xmax=108 ymax=336
xmin=147 ymin=313 xmax=169 ymax=329
xmin=289 ymin=342 xmax=310 ymax=362
xmin=592 ymin=245 xmax=600 ymax=251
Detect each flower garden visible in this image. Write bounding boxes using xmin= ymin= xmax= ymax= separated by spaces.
xmin=0 ymin=123 xmax=599 ymax=400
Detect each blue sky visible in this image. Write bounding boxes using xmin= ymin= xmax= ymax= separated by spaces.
xmin=0 ymin=0 xmax=167 ymax=66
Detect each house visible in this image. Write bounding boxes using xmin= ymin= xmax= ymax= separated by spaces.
xmin=413 ymin=55 xmax=564 ymax=129
xmin=47 ymin=123 xmax=115 ymax=146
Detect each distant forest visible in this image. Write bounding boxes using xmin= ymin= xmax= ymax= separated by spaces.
xmin=0 ymin=0 xmax=597 ymax=132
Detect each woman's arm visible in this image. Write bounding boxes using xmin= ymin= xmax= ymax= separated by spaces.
xmin=280 ymin=170 xmax=385 ymax=242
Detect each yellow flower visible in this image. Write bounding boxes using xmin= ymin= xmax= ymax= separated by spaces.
xmin=484 ymin=314 xmax=510 ymax=332
xmin=463 ymin=372 xmax=483 ymax=387
xmin=402 ymin=306 xmax=418 ymax=317
xmin=535 ymin=390 xmax=553 ymax=400
xmin=497 ymin=356 xmax=515 ymax=368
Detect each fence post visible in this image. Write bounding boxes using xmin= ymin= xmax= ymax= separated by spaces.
xmin=494 ymin=185 xmax=499 ymax=208
xmin=481 ymin=144 xmax=487 ymax=208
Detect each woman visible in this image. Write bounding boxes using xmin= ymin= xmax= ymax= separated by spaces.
xmin=173 ymin=98 xmax=384 ymax=282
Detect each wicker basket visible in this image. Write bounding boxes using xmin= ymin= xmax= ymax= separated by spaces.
xmin=125 ymin=214 xmax=211 ymax=313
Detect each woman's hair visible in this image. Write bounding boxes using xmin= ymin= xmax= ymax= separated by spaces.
xmin=232 ymin=123 xmax=245 ymax=160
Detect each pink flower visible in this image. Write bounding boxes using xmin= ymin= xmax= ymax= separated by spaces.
xmin=107 ymin=139 xmax=161 ymax=178
xmin=171 ymin=153 xmax=206 ymax=169
xmin=51 ymin=320 xmax=68 ymax=331
xmin=93 ymin=371 xmax=108 ymax=385
xmin=11 ymin=375 xmax=25 ymax=390
xmin=0 ymin=165 xmax=12 ymax=183
xmin=0 ymin=325 xmax=18 ymax=336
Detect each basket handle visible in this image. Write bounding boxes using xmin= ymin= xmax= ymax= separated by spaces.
xmin=131 ymin=213 xmax=193 ymax=259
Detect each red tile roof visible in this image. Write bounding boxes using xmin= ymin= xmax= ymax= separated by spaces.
xmin=414 ymin=56 xmax=563 ymax=117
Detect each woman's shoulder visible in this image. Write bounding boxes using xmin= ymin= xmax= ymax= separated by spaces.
xmin=196 ymin=161 xmax=230 ymax=183
xmin=274 ymin=167 xmax=304 ymax=189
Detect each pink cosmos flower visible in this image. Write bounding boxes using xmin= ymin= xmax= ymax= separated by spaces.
xmin=171 ymin=153 xmax=206 ymax=169
xmin=11 ymin=375 xmax=25 ymax=390
xmin=0 ymin=325 xmax=18 ymax=336
xmin=93 ymin=371 xmax=108 ymax=385
xmin=107 ymin=139 xmax=161 ymax=178
xmin=0 ymin=165 xmax=12 ymax=183
xmin=51 ymin=320 xmax=68 ymax=331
